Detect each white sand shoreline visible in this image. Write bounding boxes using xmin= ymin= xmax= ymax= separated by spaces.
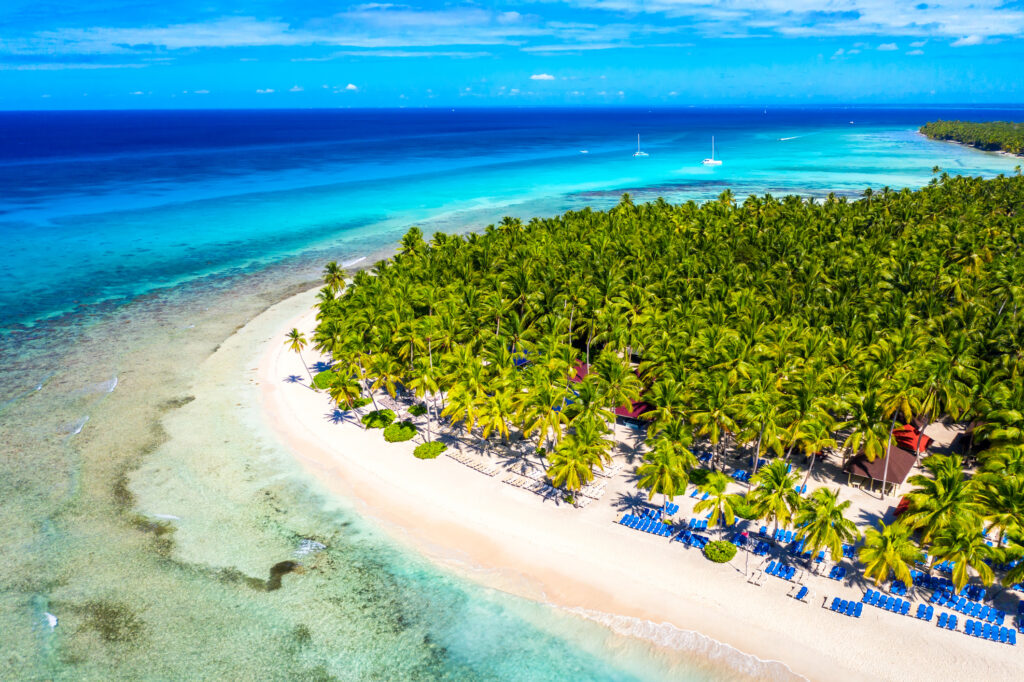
xmin=252 ymin=288 xmax=1023 ymax=682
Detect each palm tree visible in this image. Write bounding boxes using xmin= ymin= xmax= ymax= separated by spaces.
xmin=285 ymin=328 xmax=313 ymax=384
xmin=693 ymin=472 xmax=742 ymax=528
xmin=322 ymin=261 xmax=347 ymax=293
xmin=878 ymin=370 xmax=925 ymax=495
xmin=976 ymin=475 xmax=1024 ymax=547
xmin=841 ymin=389 xmax=889 ymax=458
xmin=793 ymin=488 xmax=859 ymax=562
xmin=903 ymin=455 xmax=982 ymax=544
xmin=596 ymin=351 xmax=642 ymax=449
xmin=407 ymin=358 xmax=440 ymax=443
xmin=636 ymin=438 xmax=689 ymax=505
xmin=547 ymin=417 xmax=612 ymax=495
xmin=748 ymin=460 xmax=800 ymax=534
xmin=859 ymin=521 xmax=923 ymax=587
xmin=929 ymin=519 xmax=997 ymax=592
xmin=328 ymin=373 xmax=363 ymax=414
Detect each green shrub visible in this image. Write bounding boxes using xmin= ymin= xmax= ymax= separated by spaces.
xmin=704 ymin=540 xmax=737 ymax=563
xmin=312 ymin=370 xmax=337 ymax=390
xmin=362 ymin=409 xmax=396 ymax=429
xmin=414 ymin=441 xmax=447 ymax=459
xmin=688 ymin=468 xmax=711 ymax=487
xmin=409 ymin=403 xmax=428 ymax=417
xmin=733 ymin=496 xmax=757 ymax=520
xmin=383 ymin=420 xmax=416 ymax=442
xmin=353 ymin=396 xmax=371 ymax=409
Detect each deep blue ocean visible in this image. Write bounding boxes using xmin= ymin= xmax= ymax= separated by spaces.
xmin=1 ymin=106 xmax=1022 ymax=680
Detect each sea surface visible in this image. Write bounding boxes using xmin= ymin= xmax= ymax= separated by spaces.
xmin=0 ymin=106 xmax=1021 ymax=679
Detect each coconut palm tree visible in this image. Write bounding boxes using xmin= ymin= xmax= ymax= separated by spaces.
xmin=748 ymin=460 xmax=801 ymax=534
xmin=693 ymin=472 xmax=742 ymax=528
xmin=903 ymin=455 xmax=982 ymax=544
xmin=322 ymin=261 xmax=347 ymax=293
xmin=407 ymin=358 xmax=440 ymax=443
xmin=285 ymin=328 xmax=313 ymax=384
xmin=596 ymin=351 xmax=643 ymax=448
xmin=929 ymin=519 xmax=997 ymax=592
xmin=636 ymin=438 xmax=689 ymax=505
xmin=859 ymin=521 xmax=923 ymax=587
xmin=793 ymin=488 xmax=860 ymax=562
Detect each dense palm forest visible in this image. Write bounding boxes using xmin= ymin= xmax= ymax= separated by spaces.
xmin=921 ymin=120 xmax=1024 ymax=156
xmin=311 ymin=173 xmax=1024 ymax=591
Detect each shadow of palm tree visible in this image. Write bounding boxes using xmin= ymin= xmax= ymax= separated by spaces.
xmin=285 ymin=375 xmax=305 ymax=384
xmin=311 ymin=360 xmax=333 ymax=373
xmin=613 ymin=490 xmax=647 ymax=512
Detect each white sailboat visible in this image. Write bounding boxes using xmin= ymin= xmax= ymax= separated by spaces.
xmin=633 ymin=133 xmax=648 ymax=157
xmin=701 ymin=136 xmax=722 ymax=166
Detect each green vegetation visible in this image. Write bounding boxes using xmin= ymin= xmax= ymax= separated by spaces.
xmin=285 ymin=327 xmax=313 ymax=384
xmin=921 ymin=120 xmax=1024 ymax=156
xmin=312 ymin=370 xmax=337 ymax=390
xmin=409 ymin=403 xmax=428 ymax=417
xmin=361 ymin=409 xmax=396 ymax=429
xmin=704 ymin=540 xmax=737 ymax=563
xmin=414 ymin=441 xmax=447 ymax=459
xmin=313 ymin=174 xmax=1024 ymax=587
xmin=383 ymin=420 xmax=417 ymax=443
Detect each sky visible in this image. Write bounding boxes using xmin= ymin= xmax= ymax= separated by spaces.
xmin=1 ymin=0 xmax=1022 ymax=108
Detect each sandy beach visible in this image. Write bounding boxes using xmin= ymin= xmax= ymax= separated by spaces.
xmin=252 ymin=288 xmax=1023 ymax=682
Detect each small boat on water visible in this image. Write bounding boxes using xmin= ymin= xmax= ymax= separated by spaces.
xmin=633 ymin=134 xmax=648 ymax=157
xmin=701 ymin=136 xmax=722 ymax=166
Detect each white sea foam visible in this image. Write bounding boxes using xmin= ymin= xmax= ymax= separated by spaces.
xmin=152 ymin=514 xmax=181 ymax=521
xmin=44 ymin=612 xmax=58 ymax=629
xmin=59 ymin=416 xmax=89 ymax=435
xmin=343 ymin=256 xmax=366 ymax=268
xmin=563 ymin=606 xmax=806 ymax=682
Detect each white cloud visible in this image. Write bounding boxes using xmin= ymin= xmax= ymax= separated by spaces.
xmin=129 ymin=91 xmax=144 ymax=95
xmin=877 ymin=42 xmax=898 ymax=50
xmin=910 ymin=40 xmax=927 ymax=47
xmin=289 ymin=85 xmax=303 ymax=91
xmin=530 ymin=73 xmax=555 ymax=80
xmin=256 ymin=88 xmax=274 ymax=94
xmin=952 ymin=35 xmax=985 ymax=46
xmin=831 ymin=48 xmax=844 ymax=58
xmin=345 ymin=83 xmax=358 ymax=91
xmin=907 ymin=49 xmax=924 ymax=55
xmin=193 ymin=89 xmax=210 ymax=94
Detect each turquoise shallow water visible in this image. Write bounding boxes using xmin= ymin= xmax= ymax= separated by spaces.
xmin=0 ymin=107 xmax=1021 ymax=679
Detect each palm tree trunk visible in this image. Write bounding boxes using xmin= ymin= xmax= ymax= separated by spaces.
xmin=748 ymin=422 xmax=766 ymax=490
xmin=802 ymin=451 xmax=817 ymax=487
xmin=881 ymin=412 xmax=898 ymax=498
xmin=299 ymin=350 xmax=314 ymax=385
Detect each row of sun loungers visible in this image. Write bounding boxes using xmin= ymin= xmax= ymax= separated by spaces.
xmin=676 ymin=529 xmax=710 ymax=549
xmin=765 ymin=561 xmax=797 ymax=581
xmin=910 ymin=570 xmax=953 ymax=593
xmin=752 ymin=540 xmax=772 ymax=556
xmin=842 ymin=543 xmax=856 ymax=559
xmin=889 ymin=580 xmax=909 ymax=596
xmin=732 ymin=470 xmax=750 ymax=482
xmin=915 ymin=603 xmax=935 ymax=621
xmin=446 ymin=449 xmax=500 ymax=476
xmin=662 ymin=501 xmax=680 ymax=515
xmin=937 ymin=612 xmax=959 ymax=630
xmin=964 ymin=619 xmax=1017 ymax=644
xmin=931 ymin=592 xmax=1006 ymax=623
xmin=829 ymin=598 xmax=863 ymax=617
xmin=618 ymin=514 xmax=674 ymax=537
xmin=689 ymin=489 xmax=710 ymax=500
xmin=688 ymin=518 xmax=709 ymax=530
xmin=863 ymin=589 xmax=911 ymax=615
xmin=578 ymin=480 xmax=607 ymax=500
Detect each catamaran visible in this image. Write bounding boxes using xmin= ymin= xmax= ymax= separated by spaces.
xmin=633 ymin=134 xmax=648 ymax=157
xmin=701 ymin=136 xmax=722 ymax=166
